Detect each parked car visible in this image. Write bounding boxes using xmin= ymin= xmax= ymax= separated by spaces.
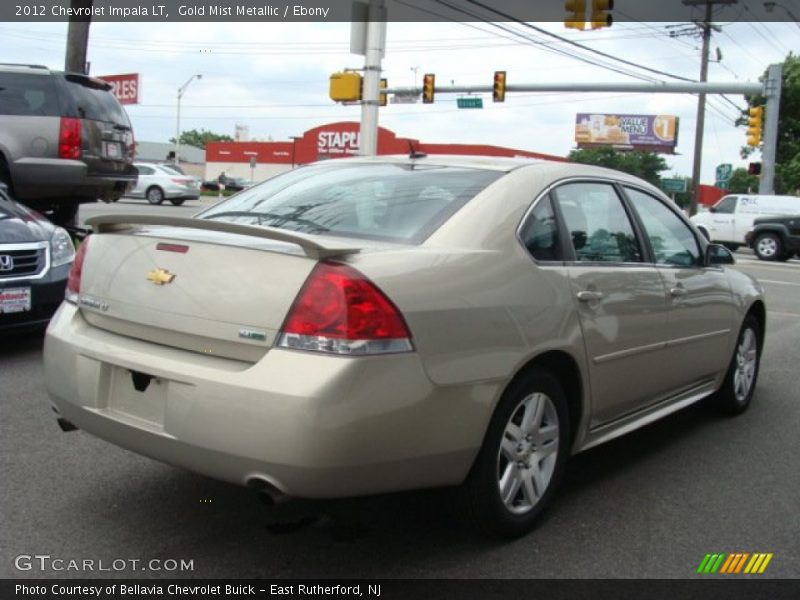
xmin=0 ymin=64 xmax=137 ymax=226
xmin=201 ymin=176 xmax=253 ymax=193
xmin=44 ymin=157 xmax=765 ymax=538
xmin=0 ymin=184 xmax=74 ymax=334
xmin=746 ymin=213 xmax=800 ymax=261
xmin=128 ymin=162 xmax=199 ymax=206
xmin=690 ymin=193 xmax=800 ymax=251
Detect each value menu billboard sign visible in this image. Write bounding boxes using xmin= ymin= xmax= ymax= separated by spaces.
xmin=99 ymin=73 xmax=140 ymax=105
xmin=575 ymin=113 xmax=678 ymax=153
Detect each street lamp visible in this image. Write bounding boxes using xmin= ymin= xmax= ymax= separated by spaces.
xmin=175 ymin=73 xmax=202 ymax=165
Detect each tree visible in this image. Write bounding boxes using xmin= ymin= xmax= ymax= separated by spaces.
xmin=740 ymin=53 xmax=800 ymax=195
xmin=726 ymin=168 xmax=760 ymax=194
xmin=567 ymin=147 xmax=670 ymax=186
xmin=169 ymin=128 xmax=233 ymax=149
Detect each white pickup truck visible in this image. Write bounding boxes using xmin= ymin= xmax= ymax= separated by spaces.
xmin=690 ymin=194 xmax=800 ymax=250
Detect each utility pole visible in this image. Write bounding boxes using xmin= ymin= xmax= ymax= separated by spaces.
xmin=358 ymin=0 xmax=386 ymax=156
xmin=64 ymin=0 xmax=92 ymax=73
xmin=682 ymin=0 xmax=736 ymax=216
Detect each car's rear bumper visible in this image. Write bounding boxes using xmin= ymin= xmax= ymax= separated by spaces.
xmin=44 ymin=304 xmax=491 ymax=498
xmin=12 ymin=158 xmax=136 ymax=202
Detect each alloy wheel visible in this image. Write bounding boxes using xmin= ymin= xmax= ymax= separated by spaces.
xmin=734 ymin=327 xmax=758 ymax=403
xmin=496 ymin=392 xmax=559 ymax=515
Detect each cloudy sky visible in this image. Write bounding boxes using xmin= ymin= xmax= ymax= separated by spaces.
xmin=1 ymin=13 xmax=796 ymax=183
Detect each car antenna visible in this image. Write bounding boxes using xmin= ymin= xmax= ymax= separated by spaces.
xmin=408 ymin=140 xmax=427 ymax=160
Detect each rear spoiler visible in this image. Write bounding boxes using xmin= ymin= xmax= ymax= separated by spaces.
xmin=85 ymin=214 xmax=361 ymax=260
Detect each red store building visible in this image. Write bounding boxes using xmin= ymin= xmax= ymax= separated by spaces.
xmin=205 ymin=121 xmax=566 ymax=182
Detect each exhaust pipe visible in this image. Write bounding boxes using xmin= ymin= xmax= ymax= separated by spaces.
xmin=57 ymin=417 xmax=78 ymax=432
xmin=247 ymin=476 xmax=290 ymax=505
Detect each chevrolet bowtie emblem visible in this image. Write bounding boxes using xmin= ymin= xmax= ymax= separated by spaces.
xmin=147 ymin=268 xmax=176 ymax=285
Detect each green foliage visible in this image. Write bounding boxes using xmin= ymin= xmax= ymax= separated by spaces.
xmin=726 ymin=168 xmax=760 ymax=194
xmin=169 ymin=128 xmax=233 ymax=149
xmin=740 ymin=53 xmax=800 ymax=194
xmin=567 ymin=147 xmax=669 ymax=186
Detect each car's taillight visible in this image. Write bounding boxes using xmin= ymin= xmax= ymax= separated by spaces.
xmin=277 ymin=262 xmax=413 ymax=355
xmin=65 ymin=237 xmax=90 ymax=304
xmin=58 ymin=117 xmax=81 ymax=159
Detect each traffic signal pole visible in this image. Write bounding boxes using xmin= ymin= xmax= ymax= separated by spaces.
xmin=358 ymin=0 xmax=386 ymax=157
xmin=759 ymin=63 xmax=783 ymax=194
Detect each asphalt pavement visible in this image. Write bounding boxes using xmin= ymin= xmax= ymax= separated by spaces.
xmin=1 ymin=201 xmax=798 ymax=579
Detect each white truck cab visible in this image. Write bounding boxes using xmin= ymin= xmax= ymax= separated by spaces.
xmin=690 ymin=194 xmax=800 ymax=250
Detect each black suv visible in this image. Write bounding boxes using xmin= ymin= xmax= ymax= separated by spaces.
xmin=747 ymin=214 xmax=800 ymax=261
xmin=0 ymin=64 xmax=137 ymax=225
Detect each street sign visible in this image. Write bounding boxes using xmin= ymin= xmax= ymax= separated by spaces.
xmin=661 ymin=178 xmax=687 ymax=193
xmin=391 ymin=93 xmax=418 ymax=104
xmin=99 ymin=73 xmax=140 ymax=105
xmin=715 ymin=163 xmax=733 ymax=183
xmin=457 ymin=97 xmax=483 ymax=109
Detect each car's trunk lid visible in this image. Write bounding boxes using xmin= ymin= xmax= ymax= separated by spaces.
xmin=77 ymin=215 xmax=364 ymax=362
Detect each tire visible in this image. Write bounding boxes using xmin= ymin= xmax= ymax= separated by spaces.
xmin=710 ymin=315 xmax=762 ymax=416
xmin=146 ymin=186 xmax=165 ymax=205
xmin=169 ymin=198 xmax=186 ymax=206
xmin=722 ymin=243 xmax=740 ymax=252
xmin=0 ymin=156 xmax=12 ymax=194
xmin=459 ymin=367 xmax=570 ymax=538
xmin=753 ymin=232 xmax=783 ymax=261
xmin=50 ymin=203 xmax=79 ymax=227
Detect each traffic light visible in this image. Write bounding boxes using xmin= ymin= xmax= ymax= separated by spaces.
xmin=329 ymin=71 xmax=362 ymax=102
xmin=493 ymin=71 xmax=506 ymax=103
xmin=746 ymin=105 xmax=764 ymax=147
xmin=422 ymin=73 xmax=435 ymax=104
xmin=564 ymin=0 xmax=586 ymax=30
xmin=590 ymin=0 xmax=614 ymax=29
xmin=748 ymin=162 xmax=762 ymax=176
xmin=379 ymin=78 xmax=387 ymax=107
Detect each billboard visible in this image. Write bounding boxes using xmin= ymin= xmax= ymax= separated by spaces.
xmin=575 ymin=113 xmax=678 ymax=153
xmin=99 ymin=73 xmax=140 ymax=105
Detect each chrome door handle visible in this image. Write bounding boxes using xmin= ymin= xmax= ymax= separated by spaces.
xmin=669 ymin=287 xmax=688 ymax=297
xmin=576 ymin=290 xmax=604 ymax=302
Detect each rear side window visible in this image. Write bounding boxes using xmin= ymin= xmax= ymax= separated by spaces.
xmin=63 ymin=75 xmax=130 ymax=125
xmin=137 ymin=165 xmax=155 ymax=175
xmin=554 ymin=182 xmax=642 ymax=263
xmin=519 ymin=196 xmax=561 ymax=261
xmin=0 ymin=73 xmax=60 ymax=116
xmin=200 ymin=163 xmax=502 ymax=243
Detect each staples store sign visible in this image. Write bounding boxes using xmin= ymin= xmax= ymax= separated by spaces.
xmin=317 ymin=130 xmax=360 ymax=155
xmin=99 ymin=73 xmax=140 ymax=105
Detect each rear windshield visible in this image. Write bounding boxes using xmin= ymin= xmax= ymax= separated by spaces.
xmin=0 ymin=72 xmax=60 ymax=117
xmin=199 ymin=163 xmax=502 ymax=243
xmin=63 ymin=75 xmax=130 ymax=126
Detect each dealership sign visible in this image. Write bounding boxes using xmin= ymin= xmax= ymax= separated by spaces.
xmin=99 ymin=73 xmax=140 ymax=105
xmin=575 ymin=113 xmax=678 ymax=153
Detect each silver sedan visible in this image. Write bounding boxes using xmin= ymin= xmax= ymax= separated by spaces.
xmin=128 ymin=162 xmax=199 ymax=206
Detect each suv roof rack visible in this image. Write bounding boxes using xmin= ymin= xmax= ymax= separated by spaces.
xmin=0 ymin=63 xmax=49 ymax=70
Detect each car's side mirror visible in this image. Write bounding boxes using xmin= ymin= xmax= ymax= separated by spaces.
xmin=706 ymin=243 xmax=735 ymax=266
xmin=708 ymin=206 xmax=716 ymax=213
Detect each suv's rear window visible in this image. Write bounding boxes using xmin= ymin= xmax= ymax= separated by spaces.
xmin=0 ymin=73 xmax=60 ymax=117
xmin=63 ymin=75 xmax=130 ymax=126
xmin=200 ymin=163 xmax=502 ymax=243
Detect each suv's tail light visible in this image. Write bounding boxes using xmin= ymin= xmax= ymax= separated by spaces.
xmin=65 ymin=237 xmax=90 ymax=304
xmin=58 ymin=117 xmax=82 ymax=159
xmin=277 ymin=262 xmax=413 ymax=355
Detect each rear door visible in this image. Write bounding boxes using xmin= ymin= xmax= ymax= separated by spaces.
xmin=623 ymin=186 xmax=735 ymax=391
xmin=552 ymin=181 xmax=670 ymax=426
xmin=57 ymin=74 xmax=135 ymax=175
